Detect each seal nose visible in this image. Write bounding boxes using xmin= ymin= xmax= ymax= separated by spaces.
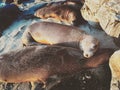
xmin=84 ymin=53 xmax=91 ymax=58
xmin=85 ymin=54 xmax=89 ymax=58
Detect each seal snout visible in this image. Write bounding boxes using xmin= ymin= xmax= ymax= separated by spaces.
xmin=83 ymin=52 xmax=93 ymax=58
xmin=84 ymin=53 xmax=89 ymax=58
xmin=80 ymin=35 xmax=99 ymax=58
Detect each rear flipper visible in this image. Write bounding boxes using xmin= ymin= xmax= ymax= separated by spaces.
xmin=21 ymin=27 xmax=48 ymax=47
xmin=21 ymin=28 xmax=42 ymax=47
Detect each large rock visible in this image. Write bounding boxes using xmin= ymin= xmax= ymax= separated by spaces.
xmin=81 ymin=0 xmax=108 ymax=27
xmin=81 ymin=0 xmax=120 ymax=38
xmin=0 ymin=4 xmax=21 ymax=36
xmin=109 ymin=50 xmax=120 ymax=90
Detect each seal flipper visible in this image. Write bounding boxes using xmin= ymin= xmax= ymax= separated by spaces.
xmin=21 ymin=28 xmax=40 ymax=46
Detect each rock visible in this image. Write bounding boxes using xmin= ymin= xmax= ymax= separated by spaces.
xmin=81 ymin=0 xmax=108 ymax=27
xmin=109 ymin=50 xmax=120 ymax=90
xmin=81 ymin=0 xmax=120 ymax=38
xmin=0 ymin=4 xmax=21 ymax=36
xmin=96 ymin=0 xmax=120 ymax=38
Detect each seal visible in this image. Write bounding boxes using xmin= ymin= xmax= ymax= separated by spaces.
xmin=21 ymin=22 xmax=99 ymax=58
xmin=0 ymin=45 xmax=114 ymax=89
xmin=34 ymin=1 xmax=85 ymax=26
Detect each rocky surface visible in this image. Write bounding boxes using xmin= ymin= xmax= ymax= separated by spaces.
xmin=0 ymin=0 xmax=119 ymax=90
xmin=81 ymin=0 xmax=120 ymax=38
xmin=109 ymin=50 xmax=120 ymax=90
xmin=0 ymin=4 xmax=21 ymax=36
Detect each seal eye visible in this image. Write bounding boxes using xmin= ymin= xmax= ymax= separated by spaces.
xmin=93 ymin=45 xmax=97 ymax=49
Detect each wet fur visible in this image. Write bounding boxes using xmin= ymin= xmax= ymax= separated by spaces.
xmin=34 ymin=1 xmax=86 ymax=26
xmin=0 ymin=45 xmax=114 ymax=85
xmin=22 ymin=22 xmax=86 ymax=47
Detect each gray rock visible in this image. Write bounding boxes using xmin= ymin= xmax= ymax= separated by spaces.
xmin=109 ymin=50 xmax=120 ymax=90
xmin=0 ymin=4 xmax=21 ymax=36
xmin=81 ymin=0 xmax=120 ymax=38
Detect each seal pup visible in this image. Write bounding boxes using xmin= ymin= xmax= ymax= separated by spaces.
xmin=34 ymin=1 xmax=86 ymax=26
xmin=21 ymin=22 xmax=99 ymax=58
xmin=0 ymin=45 xmax=114 ymax=89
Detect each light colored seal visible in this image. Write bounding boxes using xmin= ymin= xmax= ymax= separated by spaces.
xmin=21 ymin=22 xmax=99 ymax=58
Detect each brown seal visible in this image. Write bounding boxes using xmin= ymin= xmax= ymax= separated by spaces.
xmin=0 ymin=45 xmax=114 ymax=89
xmin=34 ymin=1 xmax=86 ymax=26
xmin=21 ymin=22 xmax=99 ymax=58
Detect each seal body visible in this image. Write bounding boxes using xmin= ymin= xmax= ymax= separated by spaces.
xmin=0 ymin=45 xmax=114 ymax=85
xmin=34 ymin=1 xmax=85 ymax=26
xmin=22 ymin=22 xmax=99 ymax=58
xmin=0 ymin=46 xmax=82 ymax=83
